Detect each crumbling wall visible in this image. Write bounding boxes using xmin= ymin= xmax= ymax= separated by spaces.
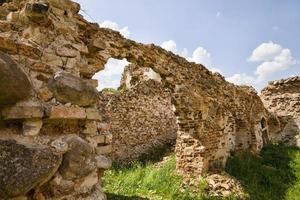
xmin=99 ymin=64 xmax=178 ymax=162
xmin=0 ymin=0 xmax=276 ymax=198
xmin=261 ymin=76 xmax=300 ymax=146
xmin=0 ymin=0 xmax=111 ymax=199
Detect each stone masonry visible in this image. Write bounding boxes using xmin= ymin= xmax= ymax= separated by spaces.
xmin=0 ymin=0 xmax=285 ymax=199
xmin=99 ymin=64 xmax=178 ymax=162
xmin=261 ymin=76 xmax=300 ymax=146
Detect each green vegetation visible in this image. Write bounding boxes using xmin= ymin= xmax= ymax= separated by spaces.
xmin=226 ymin=143 xmax=300 ymax=200
xmin=103 ymin=155 xmax=236 ymax=200
xmin=101 ymin=88 xmax=119 ymax=94
xmin=103 ymin=143 xmax=300 ymax=200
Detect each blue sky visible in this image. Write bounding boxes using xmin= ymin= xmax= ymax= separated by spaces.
xmin=74 ymin=0 xmax=300 ymax=91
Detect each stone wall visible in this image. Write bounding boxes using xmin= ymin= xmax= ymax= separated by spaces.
xmin=99 ymin=64 xmax=178 ymax=162
xmin=0 ymin=0 xmax=280 ymax=198
xmin=0 ymin=0 xmax=112 ymax=199
xmin=261 ymin=76 xmax=300 ymax=146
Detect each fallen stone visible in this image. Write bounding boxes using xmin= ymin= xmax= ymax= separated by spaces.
xmin=48 ymin=72 xmax=98 ymax=107
xmin=0 ymin=140 xmax=62 ymax=199
xmin=0 ymin=51 xmax=32 ymax=106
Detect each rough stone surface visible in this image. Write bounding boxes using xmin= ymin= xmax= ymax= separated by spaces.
xmin=0 ymin=51 xmax=32 ymax=105
xmin=48 ymin=72 xmax=98 ymax=107
xmin=261 ymin=76 xmax=300 ymax=146
xmin=99 ymin=64 xmax=178 ymax=162
xmin=0 ymin=0 xmax=292 ymax=198
xmin=59 ymin=135 xmax=96 ymax=180
xmin=0 ymin=139 xmax=62 ymax=199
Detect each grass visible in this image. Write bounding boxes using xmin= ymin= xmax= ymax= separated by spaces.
xmin=103 ymin=155 xmax=237 ymax=200
xmin=226 ymin=143 xmax=300 ymax=200
xmin=103 ymin=143 xmax=300 ymax=200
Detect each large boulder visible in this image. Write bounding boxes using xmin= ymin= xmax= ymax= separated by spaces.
xmin=0 ymin=51 xmax=32 ymax=106
xmin=0 ymin=140 xmax=62 ymax=198
xmin=48 ymin=72 xmax=98 ymax=107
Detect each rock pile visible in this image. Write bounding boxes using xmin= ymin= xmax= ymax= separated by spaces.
xmin=206 ymin=174 xmax=246 ymax=198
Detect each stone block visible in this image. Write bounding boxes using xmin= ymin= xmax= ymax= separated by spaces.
xmin=87 ymin=135 xmax=106 ymax=148
xmin=48 ymin=106 xmax=86 ymax=120
xmin=0 ymin=52 xmax=32 ymax=105
xmin=23 ymin=119 xmax=43 ymax=136
xmin=95 ymin=155 xmax=112 ymax=169
xmin=1 ymin=104 xmax=43 ymax=120
xmin=83 ymin=121 xmax=98 ymax=135
xmin=95 ymin=145 xmax=112 ymax=155
xmin=86 ymin=108 xmax=101 ymax=121
xmin=0 ymin=140 xmax=61 ymax=199
xmin=48 ymin=72 xmax=98 ymax=106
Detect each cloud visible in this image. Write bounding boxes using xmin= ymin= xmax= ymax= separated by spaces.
xmin=161 ymin=40 xmax=177 ymax=53
xmin=248 ymin=42 xmax=297 ymax=79
xmin=187 ymin=47 xmax=212 ymax=67
xmin=99 ymin=20 xmax=130 ymax=38
xmin=248 ymin=42 xmax=282 ymax=62
xmin=92 ymin=58 xmax=129 ymax=91
xmin=216 ymin=12 xmax=221 ymax=18
xmin=160 ymin=40 xmax=221 ymax=73
xmin=226 ymin=42 xmax=298 ymax=90
xmin=226 ymin=73 xmax=257 ymax=86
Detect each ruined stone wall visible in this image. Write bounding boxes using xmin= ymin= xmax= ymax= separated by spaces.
xmin=261 ymin=76 xmax=300 ymax=146
xmin=0 ymin=1 xmax=111 ymax=199
xmin=0 ymin=1 xmax=276 ymax=198
xmin=99 ymin=64 xmax=178 ymax=162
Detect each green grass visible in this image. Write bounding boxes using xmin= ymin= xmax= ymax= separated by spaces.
xmin=103 ymin=155 xmax=237 ymax=200
xmin=226 ymin=143 xmax=300 ymax=200
xmin=103 ymin=143 xmax=300 ymax=200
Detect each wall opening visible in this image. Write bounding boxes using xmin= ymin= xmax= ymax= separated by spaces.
xmin=92 ymin=58 xmax=130 ymax=91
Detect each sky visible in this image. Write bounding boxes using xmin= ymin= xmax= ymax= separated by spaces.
xmin=74 ymin=0 xmax=300 ymax=91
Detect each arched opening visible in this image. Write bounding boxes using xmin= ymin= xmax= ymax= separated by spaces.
xmin=92 ymin=58 xmax=130 ymax=91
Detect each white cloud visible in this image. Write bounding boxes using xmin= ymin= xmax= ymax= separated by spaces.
xmin=248 ymin=42 xmax=282 ymax=62
xmin=216 ymin=12 xmax=221 ymax=18
xmin=92 ymin=58 xmax=129 ymax=91
xmin=187 ymin=47 xmax=212 ymax=67
xmin=226 ymin=42 xmax=298 ymax=91
xmin=161 ymin=40 xmax=222 ymax=73
xmin=161 ymin=40 xmax=178 ymax=53
xmin=248 ymin=42 xmax=297 ymax=79
xmin=180 ymin=48 xmax=189 ymax=58
xmin=210 ymin=67 xmax=222 ymax=74
xmin=99 ymin=20 xmax=130 ymax=38
xmin=226 ymin=73 xmax=257 ymax=86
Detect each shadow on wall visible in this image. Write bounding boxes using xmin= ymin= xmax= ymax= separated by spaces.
xmin=226 ymin=143 xmax=300 ymax=200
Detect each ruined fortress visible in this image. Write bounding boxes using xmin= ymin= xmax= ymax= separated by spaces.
xmin=0 ymin=0 xmax=299 ymax=199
